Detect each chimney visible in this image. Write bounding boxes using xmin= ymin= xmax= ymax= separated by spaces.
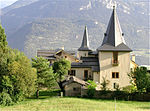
xmin=131 ymin=55 xmax=135 ymax=62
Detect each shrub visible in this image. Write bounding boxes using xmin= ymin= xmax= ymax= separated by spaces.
xmin=114 ymin=83 xmax=120 ymax=91
xmin=100 ymin=77 xmax=110 ymax=91
xmin=122 ymin=85 xmax=137 ymax=93
xmin=0 ymin=92 xmax=13 ymax=106
xmin=87 ymin=80 xmax=97 ymax=98
xmin=112 ymin=91 xmax=129 ymax=100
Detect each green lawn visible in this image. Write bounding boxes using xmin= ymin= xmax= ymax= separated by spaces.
xmin=0 ymin=97 xmax=149 ymax=111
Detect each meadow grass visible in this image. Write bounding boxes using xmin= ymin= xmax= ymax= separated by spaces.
xmin=0 ymin=96 xmax=149 ymax=111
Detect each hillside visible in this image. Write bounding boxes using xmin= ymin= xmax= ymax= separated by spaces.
xmin=1 ymin=0 xmax=149 ymax=65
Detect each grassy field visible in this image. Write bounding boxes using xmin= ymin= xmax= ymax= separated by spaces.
xmin=0 ymin=96 xmax=150 ymax=111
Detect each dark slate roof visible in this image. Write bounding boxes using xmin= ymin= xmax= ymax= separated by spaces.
xmin=81 ymin=57 xmax=98 ymax=62
xmin=98 ymin=6 xmax=132 ymax=52
xmin=97 ymin=43 xmax=132 ymax=51
xmin=78 ymin=26 xmax=91 ymax=51
xmin=88 ymin=51 xmax=98 ymax=55
xmin=44 ymin=56 xmax=56 ymax=60
xmin=71 ymin=57 xmax=100 ymax=72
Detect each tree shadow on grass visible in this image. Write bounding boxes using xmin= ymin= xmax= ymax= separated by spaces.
xmin=29 ymin=96 xmax=50 ymax=100
xmin=28 ymin=90 xmax=60 ymax=100
xmin=139 ymin=107 xmax=150 ymax=110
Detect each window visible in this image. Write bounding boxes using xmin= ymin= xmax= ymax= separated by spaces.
xmin=112 ymin=72 xmax=119 ymax=78
xmin=69 ymin=70 xmax=76 ymax=76
xmin=49 ymin=60 xmax=52 ymax=64
xmin=113 ymin=52 xmax=118 ymax=64
xmin=113 ymin=83 xmax=116 ymax=89
xmin=112 ymin=72 xmax=115 ymax=78
xmin=73 ymin=88 xmax=78 ymax=91
xmin=113 ymin=83 xmax=119 ymax=89
xmin=65 ymin=56 xmax=67 ymax=58
xmin=68 ymin=70 xmax=70 ymax=75
xmin=84 ymin=70 xmax=88 ymax=80
xmin=116 ymin=72 xmax=119 ymax=78
xmin=73 ymin=88 xmax=77 ymax=91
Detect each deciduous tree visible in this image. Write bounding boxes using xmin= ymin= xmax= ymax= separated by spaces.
xmin=0 ymin=24 xmax=37 ymax=105
xmin=52 ymin=59 xmax=71 ymax=94
xmin=129 ymin=67 xmax=150 ymax=93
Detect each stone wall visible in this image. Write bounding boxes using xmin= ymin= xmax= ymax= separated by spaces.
xmin=65 ymin=82 xmax=82 ymax=96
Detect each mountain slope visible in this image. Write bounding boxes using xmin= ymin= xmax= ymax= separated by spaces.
xmin=1 ymin=0 xmax=149 ymax=65
xmin=2 ymin=0 xmax=39 ymax=14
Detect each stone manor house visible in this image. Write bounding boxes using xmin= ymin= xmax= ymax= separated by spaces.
xmin=37 ymin=7 xmax=138 ymax=96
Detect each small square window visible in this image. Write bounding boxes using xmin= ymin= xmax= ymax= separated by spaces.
xmin=112 ymin=72 xmax=119 ymax=79
xmin=73 ymin=88 xmax=77 ymax=91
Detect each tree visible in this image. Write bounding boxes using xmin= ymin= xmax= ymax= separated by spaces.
xmin=0 ymin=24 xmax=8 ymax=84
xmin=8 ymin=50 xmax=37 ymax=99
xmin=52 ymin=59 xmax=71 ymax=93
xmin=0 ymin=49 xmax=37 ymax=105
xmin=87 ymin=80 xmax=97 ymax=98
xmin=101 ymin=77 xmax=110 ymax=91
xmin=0 ymin=24 xmax=37 ymax=105
xmin=32 ymin=57 xmax=55 ymax=98
xmin=129 ymin=67 xmax=150 ymax=93
xmin=0 ymin=24 xmax=7 ymax=53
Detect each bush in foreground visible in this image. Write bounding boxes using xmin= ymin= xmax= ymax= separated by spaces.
xmin=87 ymin=80 xmax=97 ymax=98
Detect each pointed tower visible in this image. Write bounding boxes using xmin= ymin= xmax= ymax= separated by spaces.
xmin=78 ymin=26 xmax=91 ymax=58
xmin=98 ymin=6 xmax=132 ymax=90
xmin=97 ymin=6 xmax=132 ymax=51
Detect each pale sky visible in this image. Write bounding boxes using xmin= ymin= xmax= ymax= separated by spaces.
xmin=0 ymin=0 xmax=18 ymax=8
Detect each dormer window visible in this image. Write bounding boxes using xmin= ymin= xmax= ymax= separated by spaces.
xmin=112 ymin=52 xmax=119 ymax=66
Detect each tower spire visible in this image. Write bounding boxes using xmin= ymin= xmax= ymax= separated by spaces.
xmin=101 ymin=6 xmax=125 ymax=47
xmin=78 ymin=26 xmax=91 ymax=51
xmin=97 ymin=7 xmax=132 ymax=51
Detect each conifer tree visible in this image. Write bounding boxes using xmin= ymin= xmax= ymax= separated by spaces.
xmin=32 ymin=57 xmax=55 ymax=98
xmin=0 ymin=24 xmax=8 ymax=53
